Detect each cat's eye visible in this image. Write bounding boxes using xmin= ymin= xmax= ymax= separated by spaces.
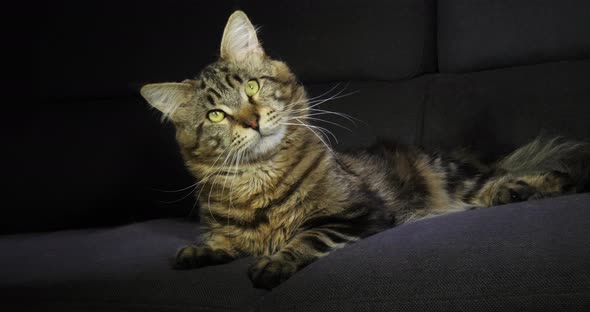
xmin=208 ymin=110 xmax=226 ymax=123
xmin=245 ymin=79 xmax=259 ymax=96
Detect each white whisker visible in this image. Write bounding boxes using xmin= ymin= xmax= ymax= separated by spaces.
xmin=307 ymin=108 xmax=365 ymax=126
xmin=280 ymin=122 xmax=338 ymax=144
xmin=283 ymin=119 xmax=338 ymax=159
xmin=286 ymin=116 xmax=352 ymax=132
xmin=167 ymin=145 xmax=231 ymax=207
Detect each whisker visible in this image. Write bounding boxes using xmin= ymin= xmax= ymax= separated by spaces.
xmin=294 ymin=90 xmax=360 ymax=112
xmin=228 ymin=148 xmax=244 ymax=221
xmin=222 ymin=147 xmax=242 ymax=206
xmin=280 ymin=122 xmax=339 ymax=144
xmin=204 ymin=147 xmax=236 ymax=221
xmin=164 ymin=145 xmax=231 ymax=205
xmin=284 ymin=119 xmax=339 ymax=159
xmin=285 ymin=116 xmax=353 ymax=132
xmin=284 ymin=83 xmax=343 ymax=109
xmin=298 ymin=120 xmax=338 ymax=142
xmin=151 ymin=183 xmax=198 ymax=193
xmin=307 ymin=109 xmax=365 ymax=126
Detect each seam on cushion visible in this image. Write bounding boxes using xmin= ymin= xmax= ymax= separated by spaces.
xmin=423 ymin=0 xmax=438 ymax=74
xmin=415 ymin=75 xmax=434 ymax=146
xmin=412 ymin=0 xmax=431 ymax=79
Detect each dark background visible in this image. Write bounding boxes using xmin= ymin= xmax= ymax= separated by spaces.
xmin=5 ymin=0 xmax=590 ymax=234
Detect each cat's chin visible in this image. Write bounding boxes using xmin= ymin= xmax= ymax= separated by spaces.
xmin=248 ymin=126 xmax=287 ymax=160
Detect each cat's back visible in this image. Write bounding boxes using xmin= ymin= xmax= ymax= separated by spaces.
xmin=339 ymin=141 xmax=474 ymax=223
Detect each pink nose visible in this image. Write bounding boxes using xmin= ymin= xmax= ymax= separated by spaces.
xmin=243 ymin=115 xmax=259 ymax=130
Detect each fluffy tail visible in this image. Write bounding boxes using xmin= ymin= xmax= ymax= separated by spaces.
xmin=496 ymin=136 xmax=590 ymax=191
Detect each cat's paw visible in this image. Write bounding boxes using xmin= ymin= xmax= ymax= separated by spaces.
xmin=172 ymin=245 xmax=208 ymax=269
xmin=172 ymin=245 xmax=234 ymax=270
xmin=248 ymin=256 xmax=297 ymax=289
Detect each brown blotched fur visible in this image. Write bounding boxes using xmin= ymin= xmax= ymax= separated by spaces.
xmin=140 ymin=11 xmax=590 ymax=289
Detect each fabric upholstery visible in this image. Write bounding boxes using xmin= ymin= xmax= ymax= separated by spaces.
xmin=1 ymin=219 xmax=266 ymax=312
xmin=2 ymin=195 xmax=589 ymax=311
xmin=259 ymin=194 xmax=590 ymax=312
xmin=36 ymin=0 xmax=436 ymax=99
xmin=422 ymin=59 xmax=590 ymax=159
xmin=438 ymin=0 xmax=590 ymax=72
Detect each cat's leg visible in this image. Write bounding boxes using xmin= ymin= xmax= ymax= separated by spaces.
xmin=173 ymin=231 xmax=239 ymax=270
xmin=248 ymin=223 xmax=369 ymax=289
xmin=472 ymin=171 xmax=575 ymax=207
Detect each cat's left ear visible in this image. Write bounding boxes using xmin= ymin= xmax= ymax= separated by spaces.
xmin=140 ymin=82 xmax=194 ymax=121
xmin=220 ymin=11 xmax=265 ymax=62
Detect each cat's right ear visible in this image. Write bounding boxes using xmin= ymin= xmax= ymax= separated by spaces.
xmin=220 ymin=10 xmax=264 ymax=62
xmin=140 ymin=83 xmax=194 ymax=121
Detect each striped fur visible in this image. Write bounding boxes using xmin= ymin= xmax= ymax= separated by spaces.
xmin=140 ymin=11 xmax=590 ymax=289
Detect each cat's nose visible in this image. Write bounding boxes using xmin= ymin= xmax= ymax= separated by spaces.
xmin=241 ymin=114 xmax=259 ymax=130
xmin=237 ymin=105 xmax=260 ymax=130
xmin=244 ymin=115 xmax=259 ymax=130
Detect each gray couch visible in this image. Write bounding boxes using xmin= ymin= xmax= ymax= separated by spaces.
xmin=4 ymin=0 xmax=590 ymax=311
xmin=3 ymin=195 xmax=590 ymax=311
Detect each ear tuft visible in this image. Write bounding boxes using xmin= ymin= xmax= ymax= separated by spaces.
xmin=140 ymin=83 xmax=194 ymax=121
xmin=220 ymin=11 xmax=264 ymax=62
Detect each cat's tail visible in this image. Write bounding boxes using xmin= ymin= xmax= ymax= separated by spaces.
xmin=496 ymin=136 xmax=590 ymax=191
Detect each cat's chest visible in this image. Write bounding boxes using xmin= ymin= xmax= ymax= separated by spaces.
xmin=217 ymin=202 xmax=308 ymax=256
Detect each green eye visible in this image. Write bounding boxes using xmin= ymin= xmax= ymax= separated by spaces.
xmin=245 ymin=79 xmax=259 ymax=96
xmin=208 ymin=110 xmax=225 ymax=123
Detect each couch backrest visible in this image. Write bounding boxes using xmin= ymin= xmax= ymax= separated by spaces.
xmin=36 ymin=0 xmax=436 ymax=100
xmin=437 ymin=0 xmax=590 ymax=72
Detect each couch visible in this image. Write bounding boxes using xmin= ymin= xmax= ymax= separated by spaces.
xmin=4 ymin=0 xmax=590 ymax=311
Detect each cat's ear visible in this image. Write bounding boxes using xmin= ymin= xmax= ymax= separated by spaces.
xmin=220 ymin=10 xmax=264 ymax=62
xmin=140 ymin=82 xmax=194 ymax=121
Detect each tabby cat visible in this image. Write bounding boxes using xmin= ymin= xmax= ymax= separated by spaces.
xmin=140 ymin=11 xmax=590 ymax=289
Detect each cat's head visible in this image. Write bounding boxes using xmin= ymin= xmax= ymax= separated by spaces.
xmin=141 ymin=11 xmax=306 ymax=163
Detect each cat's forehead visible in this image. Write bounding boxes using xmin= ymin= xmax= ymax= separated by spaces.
xmin=198 ymin=60 xmax=271 ymax=82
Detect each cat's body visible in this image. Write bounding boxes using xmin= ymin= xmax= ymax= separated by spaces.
xmin=141 ymin=11 xmax=590 ymax=289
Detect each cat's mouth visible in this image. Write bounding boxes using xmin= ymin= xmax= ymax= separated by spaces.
xmin=246 ymin=126 xmax=287 ymax=160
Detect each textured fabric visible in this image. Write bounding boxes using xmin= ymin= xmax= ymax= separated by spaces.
xmin=259 ymin=194 xmax=590 ymax=312
xmin=36 ymin=0 xmax=436 ymax=99
xmin=438 ymin=0 xmax=590 ymax=72
xmin=422 ymin=60 xmax=590 ymax=160
xmin=2 ymin=196 xmax=589 ymax=311
xmin=1 ymin=219 xmax=266 ymax=312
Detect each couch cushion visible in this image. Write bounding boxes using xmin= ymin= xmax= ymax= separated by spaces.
xmin=1 ymin=219 xmax=266 ymax=312
xmin=438 ymin=0 xmax=590 ymax=72
xmin=422 ymin=59 xmax=590 ymax=159
xmin=36 ymin=0 xmax=436 ymax=99
xmin=3 ymin=195 xmax=589 ymax=311
xmin=259 ymin=193 xmax=590 ymax=312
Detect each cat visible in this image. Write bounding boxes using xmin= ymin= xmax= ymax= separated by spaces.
xmin=140 ymin=11 xmax=590 ymax=289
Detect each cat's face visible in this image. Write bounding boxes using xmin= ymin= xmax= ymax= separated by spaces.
xmin=141 ymin=11 xmax=305 ymax=163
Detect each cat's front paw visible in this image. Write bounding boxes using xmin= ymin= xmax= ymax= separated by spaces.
xmin=248 ymin=256 xmax=297 ymax=289
xmin=172 ymin=245 xmax=233 ymax=270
